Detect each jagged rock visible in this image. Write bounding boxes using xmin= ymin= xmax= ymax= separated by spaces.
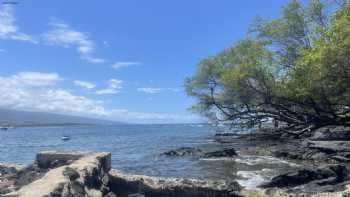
xmin=273 ymin=140 xmax=350 ymax=163
xmin=2 ymin=151 xmax=242 ymax=197
xmin=63 ymin=167 xmax=80 ymax=181
xmin=162 ymin=147 xmax=203 ymax=157
xmin=109 ymin=169 xmax=242 ymax=197
xmin=36 ymin=151 xmax=89 ymax=169
xmin=311 ymin=127 xmax=350 ymax=141
xmin=0 ymin=163 xmax=47 ymax=195
xmin=14 ymin=164 xmax=48 ymax=189
xmin=204 ymin=148 xmax=237 ymax=158
xmin=308 ymin=141 xmax=350 ymax=153
xmin=261 ymin=164 xmax=348 ymax=189
xmin=12 ymin=151 xmax=111 ymax=197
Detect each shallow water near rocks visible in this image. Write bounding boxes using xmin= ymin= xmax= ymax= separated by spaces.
xmin=0 ymin=124 xmax=300 ymax=188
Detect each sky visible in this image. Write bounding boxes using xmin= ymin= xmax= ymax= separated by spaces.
xmin=0 ymin=0 xmax=288 ymax=123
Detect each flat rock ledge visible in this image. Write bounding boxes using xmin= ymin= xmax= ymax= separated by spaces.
xmin=109 ymin=170 xmax=241 ymax=197
xmin=0 ymin=151 xmax=241 ymax=197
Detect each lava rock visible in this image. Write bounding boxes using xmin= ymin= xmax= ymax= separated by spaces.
xmin=215 ymin=133 xmax=238 ymax=137
xmin=162 ymin=147 xmax=203 ymax=157
xmin=63 ymin=167 xmax=80 ymax=181
xmin=311 ymin=126 xmax=350 ymax=141
xmin=204 ymin=148 xmax=237 ymax=158
xmin=261 ymin=164 xmax=348 ymax=188
xmin=109 ymin=169 xmax=242 ymax=197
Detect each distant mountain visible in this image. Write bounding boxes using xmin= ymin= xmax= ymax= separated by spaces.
xmin=0 ymin=108 xmax=122 ymax=127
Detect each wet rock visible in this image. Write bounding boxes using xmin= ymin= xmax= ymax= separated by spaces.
xmin=162 ymin=147 xmax=203 ymax=157
xmin=128 ymin=193 xmax=145 ymax=197
xmin=215 ymin=133 xmax=238 ymax=137
xmin=273 ymin=140 xmax=350 ymax=163
xmin=0 ymin=163 xmax=47 ymax=195
xmin=15 ymin=164 xmax=48 ymax=189
xmin=109 ymin=169 xmax=242 ymax=197
xmin=36 ymin=151 xmax=89 ymax=169
xmin=308 ymin=141 xmax=350 ymax=153
xmin=1 ymin=151 xmax=245 ymax=196
xmin=311 ymin=126 xmax=350 ymax=141
xmin=261 ymin=164 xmax=348 ymax=188
xmin=204 ymin=148 xmax=237 ymax=158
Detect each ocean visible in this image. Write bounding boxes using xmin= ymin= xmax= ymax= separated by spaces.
xmin=0 ymin=124 xmax=299 ymax=188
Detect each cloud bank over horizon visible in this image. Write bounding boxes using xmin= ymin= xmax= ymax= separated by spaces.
xmin=0 ymin=71 xmax=202 ymax=123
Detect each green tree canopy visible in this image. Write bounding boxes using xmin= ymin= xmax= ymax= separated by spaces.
xmin=185 ymin=0 xmax=350 ymax=136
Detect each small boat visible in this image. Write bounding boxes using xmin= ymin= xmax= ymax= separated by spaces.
xmin=61 ymin=136 xmax=70 ymax=141
xmin=0 ymin=127 xmax=8 ymax=131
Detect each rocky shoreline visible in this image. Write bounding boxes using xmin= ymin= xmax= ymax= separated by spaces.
xmin=161 ymin=126 xmax=350 ymax=196
xmin=0 ymin=151 xmax=242 ymax=197
xmin=2 ymin=126 xmax=350 ymax=196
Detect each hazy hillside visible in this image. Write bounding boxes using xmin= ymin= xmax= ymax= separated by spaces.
xmin=0 ymin=108 xmax=121 ymax=127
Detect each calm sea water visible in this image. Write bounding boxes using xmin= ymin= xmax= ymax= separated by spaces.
xmin=0 ymin=124 xmax=299 ymax=188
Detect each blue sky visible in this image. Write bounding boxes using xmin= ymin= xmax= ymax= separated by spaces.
xmin=0 ymin=0 xmax=288 ymax=123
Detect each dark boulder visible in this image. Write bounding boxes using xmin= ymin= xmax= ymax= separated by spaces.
xmin=261 ymin=164 xmax=348 ymax=188
xmin=14 ymin=164 xmax=48 ymax=188
xmin=273 ymin=140 xmax=350 ymax=163
xmin=215 ymin=133 xmax=238 ymax=137
xmin=63 ymin=167 xmax=80 ymax=181
xmin=204 ymin=148 xmax=237 ymax=158
xmin=311 ymin=126 xmax=350 ymax=141
xmin=162 ymin=147 xmax=203 ymax=157
xmin=109 ymin=169 xmax=242 ymax=197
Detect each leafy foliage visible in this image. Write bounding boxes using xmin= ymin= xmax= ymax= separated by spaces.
xmin=185 ymin=0 xmax=350 ymax=134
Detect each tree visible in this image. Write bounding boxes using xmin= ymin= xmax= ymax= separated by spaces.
xmin=185 ymin=0 xmax=350 ymax=136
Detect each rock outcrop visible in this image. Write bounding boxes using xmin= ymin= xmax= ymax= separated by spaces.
xmin=261 ymin=164 xmax=349 ymax=193
xmin=109 ymin=170 xmax=242 ymax=197
xmin=311 ymin=126 xmax=350 ymax=141
xmin=11 ymin=151 xmax=111 ymax=197
xmin=204 ymin=148 xmax=237 ymax=158
xmin=273 ymin=140 xmax=350 ymax=163
xmin=162 ymin=147 xmax=238 ymax=158
xmin=162 ymin=147 xmax=203 ymax=157
xmin=0 ymin=151 xmax=242 ymax=197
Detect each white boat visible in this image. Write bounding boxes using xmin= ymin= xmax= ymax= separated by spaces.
xmin=61 ymin=136 xmax=70 ymax=141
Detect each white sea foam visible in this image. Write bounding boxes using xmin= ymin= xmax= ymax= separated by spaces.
xmin=199 ymin=157 xmax=235 ymax=161
xmin=236 ymin=169 xmax=272 ymax=189
xmin=235 ymin=155 xmax=300 ymax=167
xmin=237 ymin=169 xmax=273 ymax=188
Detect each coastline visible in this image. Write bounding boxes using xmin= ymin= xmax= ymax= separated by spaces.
xmin=2 ymin=126 xmax=350 ymax=196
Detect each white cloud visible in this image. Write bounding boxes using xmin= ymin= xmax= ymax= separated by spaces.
xmin=95 ymin=78 xmax=123 ymax=95
xmin=13 ymin=72 xmax=61 ymax=86
xmin=43 ymin=20 xmax=106 ymax=63
xmin=112 ymin=62 xmax=140 ymax=69
xmin=0 ymin=6 xmax=37 ymax=43
xmin=95 ymin=89 xmax=118 ymax=95
xmin=108 ymin=79 xmax=123 ymax=89
xmin=0 ymin=72 xmax=200 ymax=123
xmin=0 ymin=72 xmax=107 ymax=116
xmin=74 ymin=80 xmax=96 ymax=89
xmin=137 ymin=87 xmax=162 ymax=94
